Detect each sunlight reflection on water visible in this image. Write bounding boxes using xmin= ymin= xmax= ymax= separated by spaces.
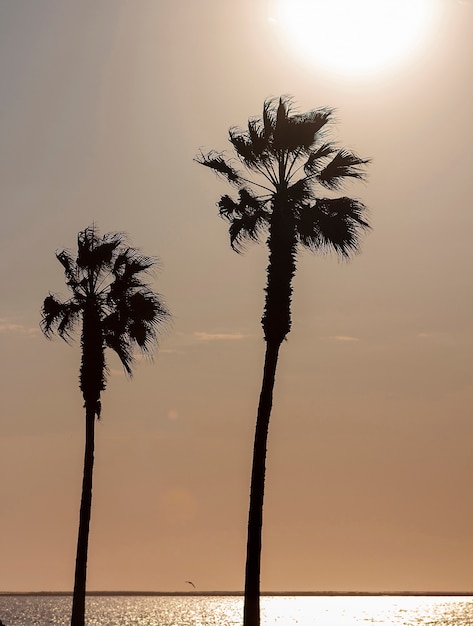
xmin=261 ymin=596 xmax=473 ymax=625
xmin=1 ymin=594 xmax=473 ymax=626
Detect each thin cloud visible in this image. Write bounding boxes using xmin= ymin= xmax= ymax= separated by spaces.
xmin=329 ymin=335 xmax=360 ymax=342
xmin=194 ymin=331 xmax=251 ymax=341
xmin=417 ymin=332 xmax=446 ymax=340
xmin=0 ymin=319 xmax=39 ymax=336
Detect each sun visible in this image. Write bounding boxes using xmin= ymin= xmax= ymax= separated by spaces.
xmin=276 ymin=0 xmax=440 ymax=76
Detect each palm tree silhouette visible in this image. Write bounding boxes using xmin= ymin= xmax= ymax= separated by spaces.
xmin=40 ymin=225 xmax=169 ymax=626
xmin=197 ymin=96 xmax=370 ymax=626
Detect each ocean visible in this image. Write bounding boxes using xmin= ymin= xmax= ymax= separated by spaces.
xmin=0 ymin=594 xmax=472 ymax=626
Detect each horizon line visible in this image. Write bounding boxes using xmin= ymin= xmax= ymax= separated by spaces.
xmin=1 ymin=590 xmax=473 ymax=597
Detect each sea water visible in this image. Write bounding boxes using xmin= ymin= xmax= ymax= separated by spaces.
xmin=0 ymin=594 xmax=472 ymax=626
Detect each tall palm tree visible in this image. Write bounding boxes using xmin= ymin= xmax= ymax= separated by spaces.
xmin=197 ymin=96 xmax=370 ymax=626
xmin=40 ymin=225 xmax=169 ymax=626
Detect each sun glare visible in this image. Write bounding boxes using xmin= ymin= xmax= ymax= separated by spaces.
xmin=277 ymin=0 xmax=440 ymax=76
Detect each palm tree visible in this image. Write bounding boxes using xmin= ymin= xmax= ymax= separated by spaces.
xmin=40 ymin=225 xmax=169 ymax=626
xmin=197 ymin=96 xmax=370 ymax=626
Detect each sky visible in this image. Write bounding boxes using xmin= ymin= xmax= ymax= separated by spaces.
xmin=0 ymin=0 xmax=472 ymax=593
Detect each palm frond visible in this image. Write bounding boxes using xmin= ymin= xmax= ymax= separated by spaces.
xmin=129 ymin=313 xmax=162 ymax=353
xmin=304 ymin=142 xmax=338 ymax=175
xmin=56 ymin=304 xmax=81 ymax=340
xmin=113 ymin=248 xmax=156 ymax=279
xmin=76 ymin=225 xmax=98 ymax=268
xmin=287 ymin=178 xmax=311 ymax=206
xmin=218 ymin=194 xmax=239 ymax=220
xmin=77 ymin=228 xmax=123 ymax=272
xmin=126 ymin=256 xmax=155 ymax=276
xmin=228 ymin=211 xmax=268 ymax=252
xmin=102 ymin=312 xmax=134 ymax=375
xmin=195 ymin=150 xmax=242 ymax=185
xmin=103 ymin=289 xmax=169 ymax=373
xmin=286 ymin=108 xmax=333 ymax=152
xmin=247 ymin=118 xmax=268 ymax=157
xmin=293 ymin=106 xmax=333 ymax=130
xmin=129 ymin=290 xmax=168 ymax=326
xmin=109 ymin=334 xmax=134 ymax=376
xmin=40 ymin=294 xmax=64 ymax=337
xmin=108 ymin=250 xmax=158 ymax=312
xmin=40 ymin=294 xmax=79 ymax=342
xmin=218 ymin=188 xmax=267 ymax=221
xmin=317 ymin=149 xmax=370 ymax=190
xmin=297 ymin=197 xmax=370 ymax=257
xmin=271 ymin=97 xmax=333 ymax=153
xmin=218 ymin=188 xmax=270 ymax=251
xmin=229 ymin=126 xmax=272 ymax=169
xmin=262 ymin=98 xmax=276 ymax=140
xmin=228 ymin=129 xmax=258 ymax=165
xmin=56 ymin=249 xmax=78 ymax=286
xmin=272 ymin=97 xmax=292 ymax=151
xmin=239 ymin=187 xmax=264 ymax=212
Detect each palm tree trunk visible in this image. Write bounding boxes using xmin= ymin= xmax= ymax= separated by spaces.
xmin=70 ymin=405 xmax=95 ymax=626
xmin=243 ymin=339 xmax=281 ymax=626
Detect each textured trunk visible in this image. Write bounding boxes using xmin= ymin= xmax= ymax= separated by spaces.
xmin=70 ymin=404 xmax=95 ymax=626
xmin=261 ymin=196 xmax=296 ymax=345
xmin=71 ymin=301 xmax=103 ymax=626
xmin=244 ymin=194 xmax=297 ymax=626
xmin=243 ymin=339 xmax=281 ymax=626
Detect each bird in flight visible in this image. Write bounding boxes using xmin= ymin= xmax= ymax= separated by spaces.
xmin=185 ymin=580 xmax=196 ymax=589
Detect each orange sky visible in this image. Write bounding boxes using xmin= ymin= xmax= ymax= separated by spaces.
xmin=0 ymin=0 xmax=472 ymax=593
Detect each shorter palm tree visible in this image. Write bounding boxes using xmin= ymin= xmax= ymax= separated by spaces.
xmin=41 ymin=225 xmax=169 ymax=626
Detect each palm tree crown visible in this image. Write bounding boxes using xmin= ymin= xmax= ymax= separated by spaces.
xmin=41 ymin=225 xmax=169 ymax=415
xmin=197 ymin=96 xmax=370 ymax=342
